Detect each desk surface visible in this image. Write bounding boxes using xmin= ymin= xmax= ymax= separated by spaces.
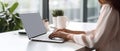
xmin=0 ymin=22 xmax=96 ymax=51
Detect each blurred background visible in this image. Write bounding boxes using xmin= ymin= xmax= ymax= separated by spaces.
xmin=0 ymin=0 xmax=100 ymax=32
xmin=0 ymin=0 xmax=100 ymax=22
xmin=49 ymin=0 xmax=100 ymax=22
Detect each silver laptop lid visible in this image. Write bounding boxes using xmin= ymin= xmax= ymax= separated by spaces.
xmin=20 ymin=13 xmax=47 ymax=38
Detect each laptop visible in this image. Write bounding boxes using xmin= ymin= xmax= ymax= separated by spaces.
xmin=20 ymin=13 xmax=64 ymax=43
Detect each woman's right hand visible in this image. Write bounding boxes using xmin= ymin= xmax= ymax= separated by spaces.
xmin=49 ymin=31 xmax=70 ymax=41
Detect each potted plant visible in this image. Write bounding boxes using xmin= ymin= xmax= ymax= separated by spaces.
xmin=52 ymin=9 xmax=59 ymax=27
xmin=52 ymin=9 xmax=67 ymax=29
xmin=0 ymin=1 xmax=23 ymax=33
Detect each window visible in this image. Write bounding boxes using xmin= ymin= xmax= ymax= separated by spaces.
xmin=49 ymin=0 xmax=82 ymax=22
xmin=0 ymin=0 xmax=40 ymax=14
xmin=49 ymin=0 xmax=100 ymax=22
xmin=1 ymin=0 xmax=100 ymax=22
xmin=87 ymin=0 xmax=100 ymax=22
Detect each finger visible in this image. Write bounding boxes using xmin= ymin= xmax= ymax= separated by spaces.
xmin=49 ymin=32 xmax=55 ymax=39
xmin=49 ymin=34 xmax=55 ymax=39
xmin=49 ymin=32 xmax=58 ymax=39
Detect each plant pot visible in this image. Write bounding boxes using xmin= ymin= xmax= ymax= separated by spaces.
xmin=56 ymin=16 xmax=67 ymax=29
xmin=52 ymin=17 xmax=57 ymax=28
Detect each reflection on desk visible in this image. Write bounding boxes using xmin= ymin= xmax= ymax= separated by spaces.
xmin=27 ymin=41 xmax=82 ymax=51
xmin=0 ymin=22 xmax=96 ymax=51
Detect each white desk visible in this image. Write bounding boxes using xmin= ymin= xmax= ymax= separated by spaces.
xmin=0 ymin=22 xmax=96 ymax=51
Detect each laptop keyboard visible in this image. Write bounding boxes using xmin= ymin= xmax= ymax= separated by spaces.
xmin=31 ymin=31 xmax=64 ymax=42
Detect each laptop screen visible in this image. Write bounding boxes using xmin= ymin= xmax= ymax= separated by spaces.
xmin=20 ymin=13 xmax=47 ymax=38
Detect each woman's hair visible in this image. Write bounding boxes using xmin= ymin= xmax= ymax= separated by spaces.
xmin=99 ymin=0 xmax=120 ymax=12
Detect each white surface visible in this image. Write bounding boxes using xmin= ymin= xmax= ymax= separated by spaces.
xmin=0 ymin=22 xmax=96 ymax=51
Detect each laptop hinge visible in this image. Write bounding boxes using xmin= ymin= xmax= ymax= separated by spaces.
xmin=30 ymin=32 xmax=47 ymax=39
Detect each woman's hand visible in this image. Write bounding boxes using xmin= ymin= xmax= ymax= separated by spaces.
xmin=49 ymin=31 xmax=70 ymax=41
xmin=49 ymin=29 xmax=86 ymax=41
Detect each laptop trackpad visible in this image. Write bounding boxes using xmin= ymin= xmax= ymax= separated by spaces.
xmin=31 ymin=33 xmax=64 ymax=43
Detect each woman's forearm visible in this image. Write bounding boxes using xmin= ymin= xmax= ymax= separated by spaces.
xmin=65 ymin=29 xmax=86 ymax=34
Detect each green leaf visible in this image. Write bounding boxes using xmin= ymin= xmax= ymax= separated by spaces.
xmin=9 ymin=2 xmax=19 ymax=13
xmin=15 ymin=13 xmax=19 ymax=17
xmin=0 ymin=1 xmax=23 ymax=32
xmin=0 ymin=1 xmax=5 ymax=11
xmin=9 ymin=22 xmax=15 ymax=30
xmin=0 ymin=18 xmax=8 ymax=32
xmin=4 ymin=3 xmax=8 ymax=7
xmin=14 ymin=15 xmax=23 ymax=29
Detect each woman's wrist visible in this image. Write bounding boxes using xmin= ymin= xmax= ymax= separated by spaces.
xmin=67 ymin=34 xmax=74 ymax=40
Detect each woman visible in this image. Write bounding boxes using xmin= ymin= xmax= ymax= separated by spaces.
xmin=49 ymin=0 xmax=120 ymax=51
